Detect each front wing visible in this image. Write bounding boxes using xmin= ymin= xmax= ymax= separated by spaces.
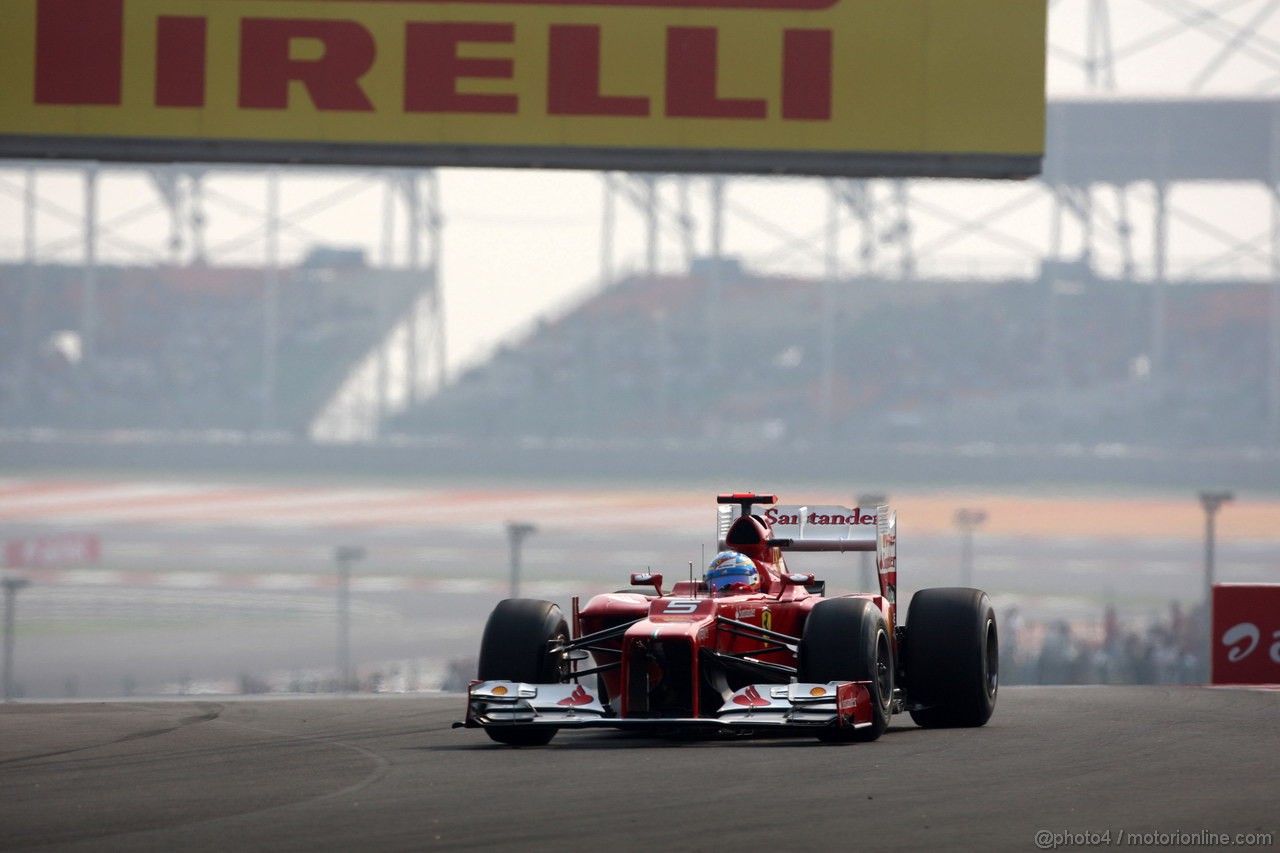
xmin=455 ymin=680 xmax=875 ymax=734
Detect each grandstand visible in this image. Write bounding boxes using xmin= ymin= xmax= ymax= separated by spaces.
xmin=0 ymin=249 xmax=1268 ymax=469
xmin=388 ymin=267 xmax=1271 ymax=450
xmin=0 ymin=259 xmax=427 ymax=434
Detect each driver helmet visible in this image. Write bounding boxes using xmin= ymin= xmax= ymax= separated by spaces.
xmin=706 ymin=550 xmax=760 ymax=594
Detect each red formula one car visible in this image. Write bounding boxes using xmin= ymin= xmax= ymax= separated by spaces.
xmin=457 ymin=493 xmax=998 ymax=746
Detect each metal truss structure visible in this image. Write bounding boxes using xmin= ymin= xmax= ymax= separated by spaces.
xmin=0 ymin=165 xmax=445 ymax=439
xmin=600 ymin=0 xmax=1280 ymax=442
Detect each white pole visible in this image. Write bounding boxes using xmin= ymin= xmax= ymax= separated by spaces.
xmin=1269 ymin=108 xmax=1280 ymax=443
xmin=3 ymin=577 xmax=30 ymax=702
xmin=262 ymin=170 xmax=280 ymax=431
xmin=335 ymin=546 xmax=364 ymax=694
xmin=82 ymin=166 xmax=99 ymax=369
xmin=1199 ymin=491 xmax=1232 ymax=679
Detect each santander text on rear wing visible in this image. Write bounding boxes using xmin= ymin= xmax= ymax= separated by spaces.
xmin=716 ymin=494 xmax=898 ymax=604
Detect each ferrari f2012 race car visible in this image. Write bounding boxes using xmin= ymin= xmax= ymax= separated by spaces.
xmin=456 ymin=493 xmax=998 ymax=745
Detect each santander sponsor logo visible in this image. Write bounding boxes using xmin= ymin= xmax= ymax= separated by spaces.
xmin=763 ymin=508 xmax=875 ymax=526
xmin=732 ymin=685 xmax=770 ymax=707
xmin=836 ymin=683 xmax=861 ymax=713
xmin=556 ymin=684 xmax=594 ymax=706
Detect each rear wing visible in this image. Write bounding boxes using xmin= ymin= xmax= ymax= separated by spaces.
xmin=716 ymin=498 xmax=898 ymax=606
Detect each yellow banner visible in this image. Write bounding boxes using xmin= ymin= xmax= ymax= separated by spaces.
xmin=0 ymin=0 xmax=1046 ymax=176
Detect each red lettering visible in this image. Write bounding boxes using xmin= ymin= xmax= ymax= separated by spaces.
xmin=156 ymin=17 xmax=207 ymax=108
xmin=859 ymin=514 xmax=875 ymax=525
xmin=239 ymin=18 xmax=376 ymax=111
xmin=4 ymin=535 xmax=99 ymax=568
xmin=404 ymin=23 xmax=517 ymax=114
xmin=781 ymin=29 xmax=831 ymax=120
xmin=35 ymin=0 xmax=124 ymax=106
xmin=548 ymin=25 xmax=648 ymax=117
xmin=665 ymin=27 xmax=766 ymax=119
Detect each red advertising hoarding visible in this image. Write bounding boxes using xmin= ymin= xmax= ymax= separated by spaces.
xmin=1212 ymin=584 xmax=1280 ymax=685
xmin=3 ymin=534 xmax=101 ymax=569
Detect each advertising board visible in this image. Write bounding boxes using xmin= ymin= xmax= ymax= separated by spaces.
xmin=0 ymin=0 xmax=1045 ymax=177
xmin=3 ymin=534 xmax=101 ymax=569
xmin=1212 ymin=584 xmax=1280 ymax=685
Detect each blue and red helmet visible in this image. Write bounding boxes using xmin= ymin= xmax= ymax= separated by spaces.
xmin=706 ymin=551 xmax=760 ymax=593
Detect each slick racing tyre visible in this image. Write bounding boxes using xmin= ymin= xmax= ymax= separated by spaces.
xmin=798 ymin=598 xmax=893 ymax=742
xmin=477 ymin=599 xmax=570 ymax=746
xmin=903 ymin=588 xmax=998 ymax=728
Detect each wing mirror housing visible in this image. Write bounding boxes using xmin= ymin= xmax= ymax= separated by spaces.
xmin=630 ymin=572 xmax=664 ymax=595
xmin=782 ymin=572 xmax=816 ymax=587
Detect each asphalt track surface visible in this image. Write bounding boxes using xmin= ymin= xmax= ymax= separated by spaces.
xmin=1 ymin=687 xmax=1276 ymax=852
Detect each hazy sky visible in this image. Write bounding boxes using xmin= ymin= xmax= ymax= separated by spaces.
xmin=2 ymin=1 xmax=1279 ymax=374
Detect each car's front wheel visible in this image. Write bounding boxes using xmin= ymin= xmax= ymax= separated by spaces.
xmin=798 ymin=597 xmax=893 ymax=742
xmin=477 ymin=598 xmax=570 ymax=746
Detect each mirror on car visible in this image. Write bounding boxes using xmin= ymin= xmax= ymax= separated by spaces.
xmin=630 ymin=572 xmax=664 ymax=595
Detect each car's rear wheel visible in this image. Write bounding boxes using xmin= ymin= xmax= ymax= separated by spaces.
xmin=903 ymin=587 xmax=998 ymax=728
xmin=477 ymin=598 xmax=570 ymax=746
xmin=798 ymin=597 xmax=893 ymax=742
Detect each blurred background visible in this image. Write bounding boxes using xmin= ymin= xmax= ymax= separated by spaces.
xmin=1 ymin=1 xmax=1278 ymax=698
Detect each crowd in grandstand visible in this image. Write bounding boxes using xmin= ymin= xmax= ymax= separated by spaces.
xmin=395 ymin=267 xmax=1271 ymax=451
xmin=1000 ymin=602 xmax=1207 ymax=686
xmin=0 ymin=262 xmax=424 ymax=433
xmin=1 ymin=260 xmax=1270 ymax=450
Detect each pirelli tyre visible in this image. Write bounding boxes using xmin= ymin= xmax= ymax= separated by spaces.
xmin=477 ymin=599 xmax=570 ymax=746
xmin=904 ymin=587 xmax=998 ymax=728
xmin=798 ymin=597 xmax=893 ymax=742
